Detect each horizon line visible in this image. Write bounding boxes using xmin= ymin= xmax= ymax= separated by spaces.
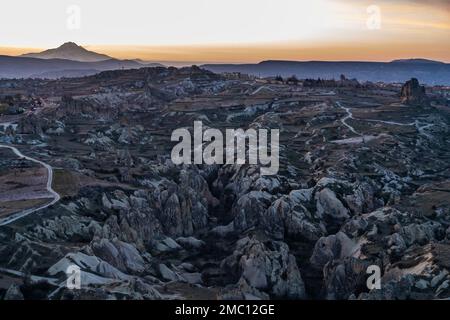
xmin=1 ymin=42 xmax=450 ymax=64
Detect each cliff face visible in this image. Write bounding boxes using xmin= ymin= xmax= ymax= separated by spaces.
xmin=401 ymin=78 xmax=429 ymax=106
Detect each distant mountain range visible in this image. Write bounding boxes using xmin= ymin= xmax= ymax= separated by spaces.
xmin=1 ymin=43 xmax=450 ymax=84
xmin=0 ymin=42 xmax=164 ymax=79
xmin=390 ymin=58 xmax=445 ymax=65
xmin=0 ymin=55 xmax=154 ymax=79
xmin=202 ymin=59 xmax=450 ymax=85
xmin=21 ymin=42 xmax=112 ymax=62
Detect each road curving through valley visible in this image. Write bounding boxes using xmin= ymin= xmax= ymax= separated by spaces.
xmin=0 ymin=143 xmax=61 ymax=226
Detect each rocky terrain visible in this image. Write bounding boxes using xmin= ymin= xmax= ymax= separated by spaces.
xmin=0 ymin=66 xmax=450 ymax=300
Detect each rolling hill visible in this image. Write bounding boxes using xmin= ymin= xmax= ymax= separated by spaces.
xmin=0 ymin=42 xmax=165 ymax=79
xmin=202 ymin=59 xmax=450 ymax=85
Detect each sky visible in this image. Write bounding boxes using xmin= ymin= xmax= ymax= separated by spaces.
xmin=1 ymin=0 xmax=449 ymax=63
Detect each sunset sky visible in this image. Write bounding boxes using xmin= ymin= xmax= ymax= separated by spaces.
xmin=1 ymin=0 xmax=449 ymax=63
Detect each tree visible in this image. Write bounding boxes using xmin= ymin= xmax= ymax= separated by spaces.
xmin=287 ymin=75 xmax=299 ymax=85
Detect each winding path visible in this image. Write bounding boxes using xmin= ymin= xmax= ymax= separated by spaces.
xmin=251 ymin=85 xmax=275 ymax=95
xmin=337 ymin=101 xmax=362 ymax=135
xmin=0 ymin=143 xmax=60 ymax=226
xmin=336 ymin=101 xmax=432 ymax=137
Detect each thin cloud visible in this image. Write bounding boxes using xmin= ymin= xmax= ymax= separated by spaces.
xmin=342 ymin=0 xmax=450 ymax=10
xmin=405 ymin=0 xmax=450 ymax=10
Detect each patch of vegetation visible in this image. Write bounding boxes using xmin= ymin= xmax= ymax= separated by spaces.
xmin=52 ymin=169 xmax=79 ymax=197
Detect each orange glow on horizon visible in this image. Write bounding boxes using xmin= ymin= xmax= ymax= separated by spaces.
xmin=1 ymin=0 xmax=449 ymax=64
xmin=2 ymin=41 xmax=450 ymax=65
